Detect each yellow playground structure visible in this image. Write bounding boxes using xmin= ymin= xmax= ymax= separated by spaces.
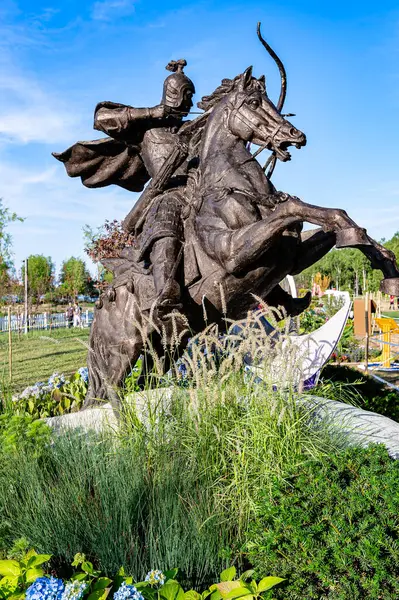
xmin=374 ymin=317 xmax=399 ymax=369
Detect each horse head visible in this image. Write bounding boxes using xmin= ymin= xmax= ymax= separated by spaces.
xmin=199 ymin=24 xmax=306 ymax=167
xmin=202 ymin=67 xmax=306 ymax=162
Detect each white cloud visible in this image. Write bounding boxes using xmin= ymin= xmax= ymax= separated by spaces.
xmin=91 ymin=0 xmax=136 ymax=21
xmin=0 ymin=71 xmax=81 ymax=145
xmin=0 ymin=159 xmax=135 ymax=274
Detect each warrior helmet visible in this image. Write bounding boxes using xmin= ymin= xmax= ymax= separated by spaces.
xmin=162 ymin=59 xmax=195 ymax=108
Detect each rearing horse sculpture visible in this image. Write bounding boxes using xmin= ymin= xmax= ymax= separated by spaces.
xmin=53 ymin=26 xmax=399 ymax=407
xmin=83 ymin=66 xmax=399 ymax=407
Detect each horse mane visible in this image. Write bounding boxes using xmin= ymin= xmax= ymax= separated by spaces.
xmin=197 ymin=72 xmax=265 ymax=111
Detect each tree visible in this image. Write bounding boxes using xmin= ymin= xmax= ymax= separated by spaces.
xmin=0 ymin=199 xmax=23 ymax=298
xmin=59 ymin=257 xmax=90 ymax=298
xmin=22 ymin=255 xmax=54 ymax=307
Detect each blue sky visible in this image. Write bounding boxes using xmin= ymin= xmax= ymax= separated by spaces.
xmin=1 ymin=0 xmax=399 ymax=277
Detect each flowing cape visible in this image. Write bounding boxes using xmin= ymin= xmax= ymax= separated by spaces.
xmin=52 ymin=137 xmax=149 ymax=192
xmin=52 ymin=102 xmax=151 ymax=192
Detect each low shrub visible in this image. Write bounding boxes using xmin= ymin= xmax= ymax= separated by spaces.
xmin=0 ymin=414 xmax=51 ymax=456
xmin=10 ymin=363 xmax=142 ymax=419
xmin=321 ymin=364 xmax=399 ymax=422
xmin=247 ymin=444 xmax=399 ymax=599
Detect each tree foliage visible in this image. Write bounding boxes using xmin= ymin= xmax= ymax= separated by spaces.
xmin=22 ymin=255 xmax=54 ymax=306
xmin=0 ymin=199 xmax=23 ymax=297
xmin=297 ymin=231 xmax=399 ymax=294
xmin=59 ymin=257 xmax=90 ymax=298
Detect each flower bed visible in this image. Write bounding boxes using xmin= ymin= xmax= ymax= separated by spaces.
xmin=0 ymin=552 xmax=283 ymax=600
xmin=11 ymin=369 xmax=89 ymax=418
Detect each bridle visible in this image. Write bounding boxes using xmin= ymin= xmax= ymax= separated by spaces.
xmin=227 ymin=95 xmax=286 ymax=155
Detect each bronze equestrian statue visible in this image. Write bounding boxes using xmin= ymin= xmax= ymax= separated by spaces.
xmin=53 ymin=24 xmax=399 ymax=407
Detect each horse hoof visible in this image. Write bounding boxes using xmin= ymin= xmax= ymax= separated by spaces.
xmin=380 ymin=278 xmax=399 ymax=295
xmin=335 ymin=227 xmax=371 ymax=248
xmin=290 ymin=291 xmax=312 ymax=316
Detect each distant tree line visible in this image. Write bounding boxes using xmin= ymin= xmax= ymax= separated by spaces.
xmin=6 ymin=255 xmax=97 ymax=307
xmin=0 ymin=196 xmax=397 ymax=305
xmin=18 ymin=255 xmax=97 ymax=306
xmin=296 ymin=232 xmax=399 ymax=295
xmin=0 ymin=199 xmax=98 ymax=306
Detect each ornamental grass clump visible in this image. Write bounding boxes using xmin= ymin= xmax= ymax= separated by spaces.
xmin=0 ymin=307 xmax=342 ymax=586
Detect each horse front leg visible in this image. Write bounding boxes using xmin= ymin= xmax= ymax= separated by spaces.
xmin=290 ymin=228 xmax=336 ymax=274
xmin=281 ymin=197 xmax=399 ymax=294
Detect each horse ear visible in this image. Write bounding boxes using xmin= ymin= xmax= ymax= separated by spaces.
xmin=242 ymin=66 xmax=253 ymax=88
xmin=258 ymin=74 xmax=266 ymax=93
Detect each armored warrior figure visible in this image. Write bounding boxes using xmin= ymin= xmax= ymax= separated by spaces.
xmin=54 ymin=59 xmax=196 ymax=323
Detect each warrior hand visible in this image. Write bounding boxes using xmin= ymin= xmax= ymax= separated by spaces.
xmin=150 ymin=105 xmax=166 ymax=119
xmin=151 ymin=104 xmax=175 ymax=119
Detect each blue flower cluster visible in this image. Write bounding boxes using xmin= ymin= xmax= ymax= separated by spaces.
xmin=12 ymin=371 xmax=75 ymax=404
xmin=13 ymin=381 xmax=51 ymax=402
xmin=114 ymin=582 xmax=144 ymax=600
xmin=77 ymin=367 xmax=89 ymax=384
xmin=26 ymin=577 xmax=65 ymax=600
xmin=61 ymin=580 xmax=87 ymax=600
xmin=48 ymin=372 xmax=66 ymax=388
xmin=145 ymin=570 xmax=166 ymax=586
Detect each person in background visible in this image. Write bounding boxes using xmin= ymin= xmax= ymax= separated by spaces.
xmin=73 ymin=302 xmax=82 ymax=328
xmin=389 ymin=295 xmax=395 ymax=310
xmin=66 ymin=303 xmax=74 ymax=328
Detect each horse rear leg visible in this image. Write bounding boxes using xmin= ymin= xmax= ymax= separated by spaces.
xmin=84 ymin=288 xmax=144 ymax=411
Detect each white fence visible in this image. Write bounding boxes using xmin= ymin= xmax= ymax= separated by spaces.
xmin=0 ymin=310 xmax=94 ymax=333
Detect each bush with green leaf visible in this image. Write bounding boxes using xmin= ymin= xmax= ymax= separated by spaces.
xmin=0 ymin=548 xmax=51 ymax=599
xmin=321 ymin=364 xmax=399 ymax=422
xmin=11 ymin=370 xmax=88 ymax=419
xmin=0 ymin=553 xmax=284 ymax=600
xmin=0 ymin=415 xmax=51 ymax=456
xmin=247 ymin=444 xmax=399 ymax=599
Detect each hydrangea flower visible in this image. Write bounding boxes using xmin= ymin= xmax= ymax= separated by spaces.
xmin=26 ymin=576 xmax=65 ymax=600
xmin=61 ymin=580 xmax=87 ymax=600
xmin=77 ymin=367 xmax=89 ymax=384
xmin=145 ymin=570 xmax=166 ymax=587
xmin=48 ymin=373 xmax=66 ymax=389
xmin=114 ymin=582 xmax=144 ymax=600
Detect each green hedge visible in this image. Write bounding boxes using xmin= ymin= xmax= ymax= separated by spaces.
xmin=247 ymin=445 xmax=399 ymax=599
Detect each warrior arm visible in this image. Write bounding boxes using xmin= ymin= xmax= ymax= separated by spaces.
xmin=94 ymin=102 xmax=168 ymax=138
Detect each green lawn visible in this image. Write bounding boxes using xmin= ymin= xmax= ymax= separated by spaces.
xmin=382 ymin=311 xmax=399 ymax=319
xmin=0 ymin=328 xmax=89 ymax=393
